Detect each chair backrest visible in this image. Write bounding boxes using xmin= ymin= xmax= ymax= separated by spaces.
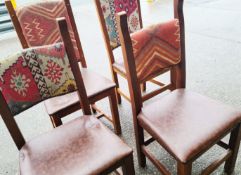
xmin=116 ymin=0 xmax=185 ymax=116
xmin=131 ymin=19 xmax=181 ymax=83
xmin=5 ymin=0 xmax=87 ymax=67
xmin=0 ymin=18 xmax=91 ymax=150
xmin=95 ymin=0 xmax=143 ymax=52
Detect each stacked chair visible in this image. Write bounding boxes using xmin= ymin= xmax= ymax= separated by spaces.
xmin=94 ymin=0 xmax=175 ymax=104
xmin=1 ymin=0 xmax=241 ymax=175
xmin=95 ymin=1 xmax=241 ymax=173
xmin=0 ymin=17 xmax=135 ymax=175
xmin=115 ymin=3 xmax=241 ymax=175
xmin=5 ymin=0 xmax=122 ymax=135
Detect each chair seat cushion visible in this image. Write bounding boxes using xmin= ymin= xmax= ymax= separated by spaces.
xmin=138 ymin=89 xmax=241 ymax=163
xmin=44 ymin=68 xmax=115 ymax=115
xmin=20 ymin=115 xmax=132 ymax=175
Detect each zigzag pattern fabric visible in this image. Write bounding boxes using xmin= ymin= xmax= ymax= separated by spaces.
xmin=131 ymin=19 xmax=181 ymax=82
xmin=100 ymin=0 xmax=141 ymax=49
xmin=0 ymin=43 xmax=77 ymax=115
xmin=16 ymin=0 xmax=82 ymax=62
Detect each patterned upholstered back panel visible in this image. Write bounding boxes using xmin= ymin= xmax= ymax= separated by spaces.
xmin=0 ymin=43 xmax=77 ymax=115
xmin=131 ymin=19 xmax=181 ymax=82
xmin=99 ymin=0 xmax=141 ymax=49
xmin=15 ymin=0 xmax=82 ymax=61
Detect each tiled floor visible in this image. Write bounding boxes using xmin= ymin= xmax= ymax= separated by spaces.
xmin=0 ymin=0 xmax=241 ymax=174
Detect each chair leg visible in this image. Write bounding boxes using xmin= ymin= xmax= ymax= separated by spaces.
xmin=113 ymin=72 xmax=122 ymax=104
xmin=108 ymin=89 xmax=122 ymax=135
xmin=135 ymin=125 xmax=146 ymax=167
xmin=141 ymin=82 xmax=146 ymax=92
xmin=50 ymin=115 xmax=63 ymax=128
xmin=177 ymin=161 xmax=192 ymax=175
xmin=91 ymin=103 xmax=97 ymax=114
xmin=171 ymin=65 xmax=185 ymax=89
xmin=224 ymin=124 xmax=241 ymax=174
xmin=122 ymin=154 xmax=135 ymax=175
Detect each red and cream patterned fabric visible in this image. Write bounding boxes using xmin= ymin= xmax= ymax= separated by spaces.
xmin=0 ymin=43 xmax=77 ymax=115
xmin=100 ymin=0 xmax=141 ymax=49
xmin=131 ymin=19 xmax=181 ymax=82
xmin=15 ymin=0 xmax=82 ymax=61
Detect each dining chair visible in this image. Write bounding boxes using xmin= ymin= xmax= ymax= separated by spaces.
xmin=94 ymin=0 xmax=175 ymax=104
xmin=0 ymin=18 xmax=135 ymax=175
xmin=5 ymin=0 xmax=121 ymax=134
xmin=116 ymin=8 xmax=241 ymax=175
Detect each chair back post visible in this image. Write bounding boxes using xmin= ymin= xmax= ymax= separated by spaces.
xmin=137 ymin=0 xmax=143 ymax=29
xmin=117 ymin=12 xmax=145 ymax=165
xmin=5 ymin=0 xmax=28 ymax=48
xmin=0 ymin=92 xmax=25 ymax=150
xmin=63 ymin=0 xmax=87 ymax=68
xmin=116 ymin=12 xmax=142 ymax=117
xmin=57 ymin=17 xmax=92 ymax=115
xmin=94 ymin=0 xmax=116 ymax=65
xmin=173 ymin=0 xmax=186 ymax=88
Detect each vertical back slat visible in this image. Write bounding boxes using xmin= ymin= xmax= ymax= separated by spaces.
xmin=116 ymin=12 xmax=142 ymax=116
xmin=57 ymin=17 xmax=92 ymax=115
xmin=173 ymin=0 xmax=186 ymax=88
xmin=5 ymin=0 xmax=28 ymax=48
xmin=64 ymin=0 xmax=87 ymax=67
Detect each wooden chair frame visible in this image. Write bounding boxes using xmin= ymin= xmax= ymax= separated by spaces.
xmin=0 ymin=18 xmax=135 ymax=175
xmin=94 ymin=0 xmax=172 ymax=104
xmin=116 ymin=0 xmax=241 ymax=174
xmin=5 ymin=0 xmax=121 ymax=134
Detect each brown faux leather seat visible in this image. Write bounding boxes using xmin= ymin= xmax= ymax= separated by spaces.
xmin=44 ymin=68 xmax=115 ymax=115
xmin=20 ymin=115 xmax=132 ymax=175
xmin=138 ymin=89 xmax=241 ymax=163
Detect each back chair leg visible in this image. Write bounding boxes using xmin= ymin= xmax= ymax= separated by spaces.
xmin=171 ymin=65 xmax=185 ymax=89
xmin=109 ymin=89 xmax=122 ymax=135
xmin=177 ymin=161 xmax=192 ymax=175
xmin=122 ymin=154 xmax=135 ymax=175
xmin=91 ymin=103 xmax=97 ymax=114
xmin=141 ymin=82 xmax=146 ymax=92
xmin=224 ymin=124 xmax=241 ymax=174
xmin=50 ymin=115 xmax=63 ymax=128
xmin=113 ymin=72 xmax=122 ymax=104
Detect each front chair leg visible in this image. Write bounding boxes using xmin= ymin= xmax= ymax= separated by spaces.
xmin=177 ymin=161 xmax=192 ymax=175
xmin=122 ymin=154 xmax=135 ymax=175
xmin=50 ymin=115 xmax=63 ymax=128
xmin=108 ymin=89 xmax=122 ymax=135
xmin=224 ymin=124 xmax=241 ymax=174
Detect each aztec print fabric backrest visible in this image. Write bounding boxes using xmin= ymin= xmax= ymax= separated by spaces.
xmin=15 ymin=0 xmax=82 ymax=62
xmin=99 ymin=0 xmax=141 ymax=49
xmin=131 ymin=19 xmax=181 ymax=83
xmin=0 ymin=43 xmax=77 ymax=116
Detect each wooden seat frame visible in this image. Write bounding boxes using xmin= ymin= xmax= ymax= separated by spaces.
xmin=0 ymin=18 xmax=135 ymax=175
xmin=116 ymin=0 xmax=241 ymax=174
xmin=94 ymin=0 xmax=172 ymax=104
xmin=5 ymin=0 xmax=121 ymax=134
